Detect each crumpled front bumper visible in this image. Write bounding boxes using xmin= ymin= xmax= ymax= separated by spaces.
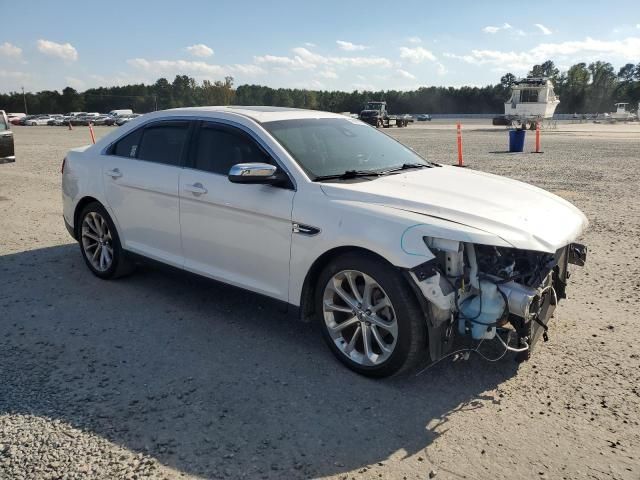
xmin=511 ymin=242 xmax=587 ymax=361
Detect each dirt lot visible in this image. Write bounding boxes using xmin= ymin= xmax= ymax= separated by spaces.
xmin=1 ymin=121 xmax=639 ymax=479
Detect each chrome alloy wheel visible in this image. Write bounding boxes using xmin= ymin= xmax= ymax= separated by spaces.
xmin=322 ymin=270 xmax=398 ymax=366
xmin=81 ymin=212 xmax=114 ymax=272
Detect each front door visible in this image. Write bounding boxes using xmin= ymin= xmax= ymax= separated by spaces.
xmin=179 ymin=122 xmax=295 ymax=301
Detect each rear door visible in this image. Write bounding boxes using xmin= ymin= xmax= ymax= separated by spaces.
xmin=102 ymin=120 xmax=191 ymax=266
xmin=0 ymin=112 xmax=15 ymax=162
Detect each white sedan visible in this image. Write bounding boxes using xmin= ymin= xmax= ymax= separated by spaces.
xmin=26 ymin=115 xmax=53 ymax=126
xmin=61 ymin=106 xmax=587 ymax=377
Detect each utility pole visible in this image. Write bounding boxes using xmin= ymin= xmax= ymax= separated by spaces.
xmin=22 ymin=86 xmax=28 ymax=115
xmin=154 ymin=94 xmax=158 ymax=111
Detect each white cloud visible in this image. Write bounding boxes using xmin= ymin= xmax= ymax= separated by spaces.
xmin=127 ymin=58 xmax=265 ymax=76
xmin=0 ymin=69 xmax=29 ymax=79
xmin=256 ymin=47 xmax=392 ymax=70
xmin=436 ymin=62 xmax=447 ymax=75
xmin=482 ymin=23 xmax=512 ymax=34
xmin=229 ymin=64 xmax=265 ymax=75
xmin=64 ymin=76 xmax=85 ymax=89
xmin=336 ymin=40 xmax=367 ymax=51
xmin=407 ymin=36 xmax=422 ymax=44
xmin=399 ymin=46 xmax=437 ymax=63
xmin=534 ymin=23 xmax=552 ymax=35
xmin=37 ymin=39 xmax=78 ymax=61
xmin=319 ymin=69 xmax=338 ymax=79
xmin=0 ymin=42 xmax=22 ymax=58
xmin=304 ymin=42 xmax=316 ymax=47
xmin=185 ymin=43 xmax=214 ymax=58
xmin=352 ymin=83 xmax=376 ymax=91
xmin=444 ymin=36 xmax=640 ymax=72
xmin=397 ymin=69 xmax=416 ymax=80
xmin=254 ymin=54 xmax=301 ymax=66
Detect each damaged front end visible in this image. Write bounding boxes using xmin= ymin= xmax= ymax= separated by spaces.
xmin=408 ymin=238 xmax=587 ymax=362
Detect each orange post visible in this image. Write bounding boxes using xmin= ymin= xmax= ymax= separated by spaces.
xmin=534 ymin=121 xmax=542 ymax=153
xmin=456 ymin=122 xmax=464 ymax=166
xmin=88 ymin=122 xmax=96 ymax=144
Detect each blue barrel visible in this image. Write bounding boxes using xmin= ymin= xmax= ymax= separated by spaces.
xmin=509 ymin=129 xmax=526 ymax=152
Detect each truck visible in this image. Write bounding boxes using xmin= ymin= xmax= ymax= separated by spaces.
xmin=359 ymin=101 xmax=413 ymax=128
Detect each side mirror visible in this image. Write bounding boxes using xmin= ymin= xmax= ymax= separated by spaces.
xmin=228 ymin=162 xmax=279 ymax=184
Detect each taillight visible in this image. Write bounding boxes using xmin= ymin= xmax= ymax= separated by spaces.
xmin=61 ymin=157 xmax=66 ymax=174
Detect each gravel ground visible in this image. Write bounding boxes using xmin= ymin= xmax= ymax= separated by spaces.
xmin=0 ymin=121 xmax=639 ymax=479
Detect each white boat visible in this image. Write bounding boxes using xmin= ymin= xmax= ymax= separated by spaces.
xmin=502 ymin=77 xmax=559 ymax=128
xmin=608 ymin=103 xmax=635 ymax=121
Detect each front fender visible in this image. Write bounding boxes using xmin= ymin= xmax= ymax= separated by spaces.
xmin=288 ymin=198 xmax=512 ymax=306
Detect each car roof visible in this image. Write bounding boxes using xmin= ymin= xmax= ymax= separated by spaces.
xmin=159 ymin=105 xmax=345 ymax=123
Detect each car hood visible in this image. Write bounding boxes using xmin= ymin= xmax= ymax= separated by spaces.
xmin=319 ymin=166 xmax=588 ymax=253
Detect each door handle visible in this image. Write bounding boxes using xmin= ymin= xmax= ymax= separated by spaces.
xmin=105 ymin=168 xmax=123 ymax=179
xmin=184 ymin=182 xmax=208 ymax=196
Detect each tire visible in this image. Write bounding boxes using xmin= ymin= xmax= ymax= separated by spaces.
xmin=316 ymin=252 xmax=427 ymax=377
xmin=77 ymin=202 xmax=133 ymax=279
xmin=376 ymin=118 xmax=382 ymax=128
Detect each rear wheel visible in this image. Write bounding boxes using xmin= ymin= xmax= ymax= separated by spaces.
xmin=316 ymin=253 xmax=427 ymax=377
xmin=78 ymin=202 xmax=133 ymax=279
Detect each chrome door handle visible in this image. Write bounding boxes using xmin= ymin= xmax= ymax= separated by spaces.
xmin=105 ymin=168 xmax=123 ymax=179
xmin=184 ymin=182 xmax=208 ymax=196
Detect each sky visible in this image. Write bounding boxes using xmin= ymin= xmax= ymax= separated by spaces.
xmin=1 ymin=0 xmax=639 ymax=93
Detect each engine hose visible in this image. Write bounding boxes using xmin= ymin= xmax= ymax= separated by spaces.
xmin=495 ymin=330 xmax=529 ymax=352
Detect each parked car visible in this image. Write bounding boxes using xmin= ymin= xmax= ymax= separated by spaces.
xmin=25 ymin=115 xmax=54 ymax=126
xmin=70 ymin=115 xmax=95 ymax=126
xmin=108 ymin=109 xmax=133 ymax=117
xmin=416 ymin=114 xmax=432 ymax=121
xmin=46 ymin=114 xmax=64 ymax=125
xmin=115 ymin=113 xmax=141 ymax=126
xmin=61 ymin=107 xmax=588 ymax=377
xmin=7 ymin=113 xmax=25 ymax=124
xmin=0 ymin=110 xmax=15 ymax=163
xmin=91 ymin=115 xmax=114 ymax=126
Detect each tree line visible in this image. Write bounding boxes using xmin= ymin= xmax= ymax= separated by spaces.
xmin=2 ymin=60 xmax=639 ymax=115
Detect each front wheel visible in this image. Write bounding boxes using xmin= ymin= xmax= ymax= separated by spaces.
xmin=316 ymin=253 xmax=427 ymax=377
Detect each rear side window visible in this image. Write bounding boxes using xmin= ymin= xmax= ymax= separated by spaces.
xmin=112 ymin=128 xmax=143 ymax=157
xmin=137 ymin=122 xmax=190 ymax=166
xmin=194 ymin=124 xmax=271 ymax=175
xmin=0 ymin=113 xmax=8 ymax=131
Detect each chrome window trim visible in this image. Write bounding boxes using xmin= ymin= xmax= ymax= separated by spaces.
xmin=101 ymin=115 xmax=297 ymax=191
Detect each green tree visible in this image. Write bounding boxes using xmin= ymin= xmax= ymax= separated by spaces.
xmin=587 ymin=61 xmax=617 ymax=112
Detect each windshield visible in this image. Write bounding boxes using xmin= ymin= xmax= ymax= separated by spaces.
xmin=365 ymin=103 xmax=383 ymax=111
xmin=264 ymin=118 xmax=430 ymax=178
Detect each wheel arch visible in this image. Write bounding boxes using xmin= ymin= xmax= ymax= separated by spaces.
xmin=73 ymin=196 xmax=102 ymax=239
xmin=298 ymin=245 xmax=428 ymax=328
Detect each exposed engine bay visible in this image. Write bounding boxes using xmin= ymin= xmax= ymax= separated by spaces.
xmin=409 ymin=238 xmax=587 ymax=362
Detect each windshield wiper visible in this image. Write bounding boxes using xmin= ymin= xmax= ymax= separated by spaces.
xmin=379 ymin=163 xmax=431 ymax=175
xmin=313 ymin=170 xmax=383 ymax=182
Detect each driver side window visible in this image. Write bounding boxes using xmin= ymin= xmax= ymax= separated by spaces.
xmin=193 ymin=123 xmax=272 ymax=175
